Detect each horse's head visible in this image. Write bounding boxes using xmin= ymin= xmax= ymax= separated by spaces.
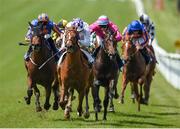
xmin=103 ymin=31 xmax=117 ymax=60
xmin=121 ymin=40 xmax=137 ymax=62
xmin=29 ymin=22 xmax=44 ymax=52
xmin=64 ymin=27 xmax=79 ymax=53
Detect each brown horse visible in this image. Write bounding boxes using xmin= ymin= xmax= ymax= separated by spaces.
xmin=57 ymin=27 xmax=93 ymax=119
xmin=24 ymin=23 xmax=59 ymax=112
xmin=120 ymin=41 xmax=147 ymax=111
xmin=93 ymin=31 xmax=119 ymax=120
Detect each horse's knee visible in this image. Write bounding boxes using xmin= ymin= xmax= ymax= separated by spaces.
xmin=27 ymin=89 xmax=33 ymax=97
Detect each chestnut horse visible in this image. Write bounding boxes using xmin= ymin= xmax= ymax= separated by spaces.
xmin=120 ymin=40 xmax=150 ymax=111
xmin=57 ymin=27 xmax=93 ymax=119
xmin=93 ymin=31 xmax=119 ymax=120
xmin=24 ymin=23 xmax=59 ymax=112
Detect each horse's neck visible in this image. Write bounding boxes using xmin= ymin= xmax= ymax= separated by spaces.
xmin=65 ymin=49 xmax=82 ymax=66
xmin=126 ymin=52 xmax=145 ymax=73
xmin=97 ymin=48 xmax=110 ymax=63
xmin=31 ymin=44 xmax=51 ymax=63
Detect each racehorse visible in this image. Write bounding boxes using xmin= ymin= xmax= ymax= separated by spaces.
xmin=57 ymin=26 xmax=93 ymax=119
xmin=120 ymin=40 xmax=148 ymax=111
xmin=93 ymin=30 xmax=119 ymax=120
xmin=24 ymin=22 xmax=59 ymax=112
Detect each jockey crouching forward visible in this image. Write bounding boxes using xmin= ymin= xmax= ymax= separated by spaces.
xmin=139 ymin=13 xmax=157 ymax=63
xmin=60 ymin=18 xmax=94 ymax=68
xmin=24 ymin=13 xmax=62 ymax=62
xmin=122 ymin=20 xmax=152 ymax=67
xmin=89 ymin=15 xmax=124 ymax=71
xmin=52 ymin=19 xmax=68 ymax=46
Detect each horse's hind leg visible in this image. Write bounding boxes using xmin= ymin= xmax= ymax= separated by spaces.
xmin=24 ymin=76 xmax=33 ymax=105
xmin=44 ymin=85 xmax=51 ymax=110
xmin=119 ymin=75 xmax=128 ymax=104
xmin=34 ymin=86 xmax=42 ymax=112
xmin=103 ymin=86 xmax=109 ymax=120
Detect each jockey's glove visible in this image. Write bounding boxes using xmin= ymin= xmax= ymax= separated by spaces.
xmin=44 ymin=34 xmax=51 ymax=39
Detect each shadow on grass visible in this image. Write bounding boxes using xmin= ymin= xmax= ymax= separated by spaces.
xmin=151 ymin=104 xmax=180 ymax=109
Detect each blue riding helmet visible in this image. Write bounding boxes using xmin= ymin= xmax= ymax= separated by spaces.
xmin=127 ymin=20 xmax=143 ymax=33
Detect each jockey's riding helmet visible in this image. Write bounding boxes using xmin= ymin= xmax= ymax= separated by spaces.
xmin=140 ymin=13 xmax=150 ymax=26
xmin=97 ymin=15 xmax=109 ymax=26
xmin=128 ymin=20 xmax=143 ymax=34
xmin=38 ymin=13 xmax=49 ymax=23
xmin=72 ymin=18 xmax=84 ymax=32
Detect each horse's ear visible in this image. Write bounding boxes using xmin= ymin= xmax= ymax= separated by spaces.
xmin=28 ymin=21 xmax=33 ymax=28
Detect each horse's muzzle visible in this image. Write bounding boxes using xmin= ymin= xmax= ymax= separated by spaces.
xmin=108 ymin=53 xmax=116 ymax=60
xmin=66 ymin=45 xmax=76 ymax=53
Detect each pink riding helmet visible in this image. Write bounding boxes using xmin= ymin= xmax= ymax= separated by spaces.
xmin=97 ymin=15 xmax=109 ymax=26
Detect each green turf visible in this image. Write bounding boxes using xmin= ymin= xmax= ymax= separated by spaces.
xmin=0 ymin=0 xmax=180 ymax=128
xmin=143 ymin=0 xmax=180 ymax=52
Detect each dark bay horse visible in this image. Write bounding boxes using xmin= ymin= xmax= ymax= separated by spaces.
xmin=57 ymin=27 xmax=93 ymax=119
xmin=24 ymin=23 xmax=59 ymax=112
xmin=93 ymin=31 xmax=119 ymax=120
xmin=120 ymin=41 xmax=147 ymax=111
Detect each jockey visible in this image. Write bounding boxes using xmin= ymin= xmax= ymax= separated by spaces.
xmin=61 ymin=18 xmax=94 ymax=67
xmin=89 ymin=15 xmax=124 ymax=70
xmin=139 ymin=13 xmax=155 ymax=46
xmin=52 ymin=19 xmax=68 ymax=42
xmin=24 ymin=13 xmax=62 ymax=62
xmin=122 ymin=20 xmax=151 ymax=64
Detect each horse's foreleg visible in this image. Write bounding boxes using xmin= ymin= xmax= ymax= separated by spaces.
xmin=44 ymin=85 xmax=51 ymax=110
xmin=103 ymin=87 xmax=109 ymax=120
xmin=77 ymin=91 xmax=84 ymax=117
xmin=109 ymin=80 xmax=115 ymax=112
xmin=64 ymin=88 xmax=73 ymax=119
xmin=24 ymin=76 xmax=33 ymax=105
xmin=34 ymin=86 xmax=42 ymax=112
xmin=84 ymin=87 xmax=90 ymax=119
xmin=52 ymin=80 xmax=59 ymax=110
xmin=92 ymin=82 xmax=100 ymax=121
xmin=143 ymin=76 xmax=152 ymax=105
xmin=120 ymin=75 xmax=128 ymax=104
xmin=59 ymin=83 xmax=67 ymax=110
xmin=130 ymin=83 xmax=136 ymax=103
xmin=134 ymin=83 xmax=140 ymax=111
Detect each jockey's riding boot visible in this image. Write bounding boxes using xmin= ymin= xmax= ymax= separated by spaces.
xmin=24 ymin=46 xmax=32 ymax=61
xmin=139 ymin=48 xmax=150 ymax=65
xmin=92 ymin=46 xmax=101 ymax=58
xmin=47 ymin=37 xmax=60 ymax=62
xmin=116 ymin=53 xmax=124 ymax=71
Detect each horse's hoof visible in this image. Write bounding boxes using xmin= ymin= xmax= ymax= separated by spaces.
xmin=64 ymin=113 xmax=70 ymax=120
xmin=44 ymin=103 xmax=51 ymax=110
xmin=77 ymin=111 xmax=82 ymax=117
xmin=59 ymin=101 xmax=66 ymax=110
xmin=103 ymin=117 xmax=107 ymax=120
xmin=140 ymin=99 xmax=148 ymax=105
xmin=53 ymin=102 xmax=59 ymax=110
xmin=36 ymin=106 xmax=42 ymax=112
xmin=109 ymin=106 xmax=115 ymax=112
xmin=83 ymin=112 xmax=90 ymax=119
xmin=24 ymin=96 xmax=30 ymax=105
xmin=114 ymin=93 xmax=119 ymax=99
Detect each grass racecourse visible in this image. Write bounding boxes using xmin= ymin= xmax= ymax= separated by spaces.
xmin=0 ymin=0 xmax=180 ymax=128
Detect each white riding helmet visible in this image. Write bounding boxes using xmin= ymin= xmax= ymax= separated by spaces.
xmin=140 ymin=13 xmax=150 ymax=26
